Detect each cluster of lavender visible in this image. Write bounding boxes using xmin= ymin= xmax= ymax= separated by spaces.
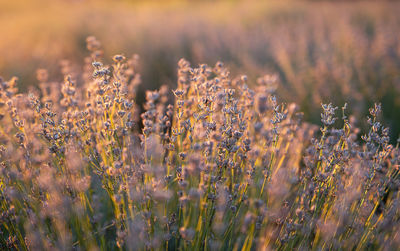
xmin=0 ymin=37 xmax=399 ymax=250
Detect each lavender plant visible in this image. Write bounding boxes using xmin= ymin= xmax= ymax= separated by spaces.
xmin=0 ymin=37 xmax=399 ymax=250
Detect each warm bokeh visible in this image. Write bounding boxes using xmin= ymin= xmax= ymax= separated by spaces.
xmin=2 ymin=0 xmax=400 ymax=140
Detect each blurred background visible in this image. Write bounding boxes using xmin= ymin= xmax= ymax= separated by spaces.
xmin=1 ymin=0 xmax=400 ymax=141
